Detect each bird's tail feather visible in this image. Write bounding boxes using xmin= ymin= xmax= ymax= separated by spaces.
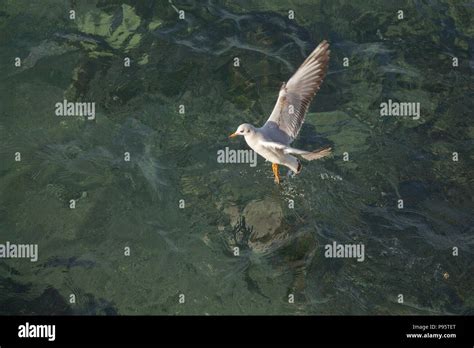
xmin=283 ymin=146 xmax=332 ymax=161
xmin=300 ymin=147 xmax=332 ymax=161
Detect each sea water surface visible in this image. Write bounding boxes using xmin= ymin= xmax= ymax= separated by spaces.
xmin=0 ymin=0 xmax=473 ymax=315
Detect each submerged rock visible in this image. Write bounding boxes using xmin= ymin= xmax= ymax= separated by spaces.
xmin=244 ymin=198 xmax=282 ymax=242
xmin=223 ymin=197 xmax=288 ymax=254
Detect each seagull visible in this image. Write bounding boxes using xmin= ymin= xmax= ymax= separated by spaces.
xmin=229 ymin=40 xmax=332 ymax=184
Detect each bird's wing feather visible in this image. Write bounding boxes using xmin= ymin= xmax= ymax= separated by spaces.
xmin=262 ymin=40 xmax=330 ymax=143
xmin=258 ymin=141 xmax=287 ymax=151
xmin=259 ymin=141 xmax=332 ymax=161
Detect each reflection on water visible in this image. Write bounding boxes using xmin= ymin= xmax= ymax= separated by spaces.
xmin=0 ymin=0 xmax=472 ymax=315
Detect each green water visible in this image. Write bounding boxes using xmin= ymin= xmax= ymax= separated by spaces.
xmin=0 ymin=0 xmax=473 ymax=315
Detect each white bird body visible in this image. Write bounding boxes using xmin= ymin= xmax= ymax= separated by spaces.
xmin=243 ymin=126 xmax=300 ymax=173
xmin=230 ymin=40 xmax=332 ymax=183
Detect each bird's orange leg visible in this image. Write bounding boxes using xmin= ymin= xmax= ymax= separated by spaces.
xmin=272 ymin=163 xmax=280 ymax=184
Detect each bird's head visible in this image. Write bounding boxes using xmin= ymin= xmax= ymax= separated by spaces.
xmin=229 ymin=123 xmax=255 ymax=138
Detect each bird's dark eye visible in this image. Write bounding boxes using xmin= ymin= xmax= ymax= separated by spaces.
xmin=246 ymin=130 xmax=250 ymax=133
xmin=240 ymin=130 xmax=244 ymax=133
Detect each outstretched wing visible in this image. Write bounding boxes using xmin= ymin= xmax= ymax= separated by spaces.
xmin=261 ymin=40 xmax=330 ymax=144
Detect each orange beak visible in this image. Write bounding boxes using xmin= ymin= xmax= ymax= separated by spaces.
xmin=229 ymin=132 xmax=238 ymax=138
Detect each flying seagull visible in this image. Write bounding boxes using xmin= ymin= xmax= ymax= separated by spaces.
xmin=229 ymin=40 xmax=331 ymax=184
